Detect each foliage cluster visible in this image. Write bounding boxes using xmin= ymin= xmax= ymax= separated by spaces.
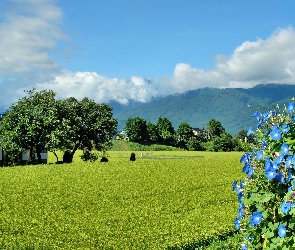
xmin=233 ymin=101 xmax=295 ymax=249
xmin=0 ymin=89 xmax=117 ymax=165
xmin=123 ymin=116 xmax=252 ymax=152
xmin=0 ymin=151 xmax=242 ymax=249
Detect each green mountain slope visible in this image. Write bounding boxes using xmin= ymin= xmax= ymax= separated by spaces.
xmin=113 ymin=84 xmax=295 ymax=136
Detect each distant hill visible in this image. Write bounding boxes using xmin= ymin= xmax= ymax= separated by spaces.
xmin=112 ymin=84 xmax=295 ymax=136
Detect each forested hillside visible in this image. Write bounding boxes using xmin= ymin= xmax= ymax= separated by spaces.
xmin=113 ymin=84 xmax=295 ymax=136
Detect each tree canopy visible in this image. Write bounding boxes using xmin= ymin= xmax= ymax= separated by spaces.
xmin=0 ymin=89 xmax=117 ymax=164
xmin=124 ymin=117 xmax=148 ymax=143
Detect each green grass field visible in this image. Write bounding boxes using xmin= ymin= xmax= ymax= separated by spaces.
xmin=0 ymin=151 xmax=244 ymax=249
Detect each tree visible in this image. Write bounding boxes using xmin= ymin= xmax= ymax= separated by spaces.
xmin=57 ymin=97 xmax=118 ymax=162
xmin=156 ymin=117 xmax=175 ymax=145
xmin=124 ymin=117 xmax=148 ymax=143
xmin=147 ymin=121 xmax=159 ymax=142
xmin=0 ymin=90 xmax=117 ymax=165
xmin=212 ymin=132 xmax=235 ymax=152
xmin=175 ymin=122 xmax=194 ymax=149
xmin=235 ymin=129 xmax=256 ymax=144
xmin=207 ymin=119 xmax=225 ymax=138
xmin=0 ymin=89 xmax=58 ymax=164
xmin=186 ymin=137 xmax=204 ymax=151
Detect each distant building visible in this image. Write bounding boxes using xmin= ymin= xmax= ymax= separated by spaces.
xmin=192 ymin=128 xmax=202 ymax=136
xmin=0 ymin=149 xmax=48 ymax=166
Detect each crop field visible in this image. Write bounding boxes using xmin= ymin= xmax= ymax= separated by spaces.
xmin=0 ymin=151 xmax=244 ymax=249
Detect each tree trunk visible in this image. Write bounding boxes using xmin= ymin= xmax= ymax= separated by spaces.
xmin=52 ymin=151 xmax=59 ymax=162
xmin=36 ymin=148 xmax=42 ymax=164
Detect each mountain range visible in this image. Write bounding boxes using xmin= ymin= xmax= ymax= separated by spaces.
xmin=111 ymin=84 xmax=295 ymax=136
xmin=1 ymin=84 xmax=295 ymax=136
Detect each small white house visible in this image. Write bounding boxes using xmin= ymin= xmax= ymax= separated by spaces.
xmin=0 ymin=148 xmax=48 ymax=166
xmin=21 ymin=149 xmax=48 ymax=165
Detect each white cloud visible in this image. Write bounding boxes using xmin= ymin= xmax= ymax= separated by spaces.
xmin=0 ymin=0 xmax=68 ymax=105
xmin=169 ymin=27 xmax=295 ymax=91
xmin=36 ymin=71 xmax=159 ymax=105
xmin=1 ymin=0 xmax=295 ymax=109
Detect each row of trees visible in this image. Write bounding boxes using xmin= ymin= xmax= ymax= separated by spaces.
xmin=123 ymin=116 xmax=255 ymax=151
xmin=0 ymin=89 xmax=117 ymax=165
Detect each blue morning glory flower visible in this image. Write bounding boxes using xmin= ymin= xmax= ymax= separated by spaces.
xmin=240 ymin=153 xmax=249 ymax=163
xmin=250 ymin=211 xmax=262 ymax=228
xmin=287 ymin=102 xmax=295 ymax=113
xmin=242 ymin=162 xmax=250 ymax=173
xmin=256 ymin=150 xmax=263 ymax=161
xmin=263 ymin=111 xmax=270 ymax=120
xmin=261 ymin=140 xmax=268 ymax=149
xmin=278 ymin=224 xmax=287 ymax=238
xmin=281 ymin=143 xmax=289 ymax=156
xmin=252 ymin=111 xmax=260 ymax=118
xmin=281 ymin=124 xmax=290 ymax=133
xmin=273 ymin=156 xmax=283 ymax=170
xmin=240 ymin=180 xmax=245 ymax=189
xmin=264 ymin=156 xmax=270 ymax=165
xmin=232 ymin=180 xmax=237 ymax=191
xmin=275 ymin=172 xmax=284 ymax=184
xmin=237 ymin=205 xmax=244 ymax=219
xmin=247 ymin=166 xmax=254 ymax=178
xmin=241 ymin=244 xmax=248 ymax=250
xmin=280 ymin=201 xmax=292 ymax=215
xmin=257 ymin=120 xmax=262 ymax=128
xmin=287 ymin=170 xmax=292 ymax=183
xmin=270 ymin=125 xmax=282 ymax=140
xmin=286 ymin=156 xmax=292 ymax=169
xmin=265 ymin=167 xmax=276 ymax=180
xmin=288 ymin=186 xmax=293 ymax=192
xmin=234 ymin=218 xmax=240 ymax=230
xmin=238 ymin=192 xmax=244 ymax=203
xmin=246 ymin=126 xmax=252 ymax=136
xmin=236 ymin=187 xmax=243 ymax=195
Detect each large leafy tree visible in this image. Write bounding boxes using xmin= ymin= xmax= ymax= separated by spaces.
xmin=156 ymin=117 xmax=175 ymax=145
xmin=57 ymin=97 xmax=118 ymax=162
xmin=147 ymin=121 xmax=159 ymax=142
xmin=207 ymin=119 xmax=225 ymax=138
xmin=124 ymin=117 xmax=148 ymax=143
xmin=212 ymin=132 xmax=235 ymax=152
xmin=176 ymin=122 xmax=194 ymax=149
xmin=0 ymin=90 xmax=117 ymax=165
xmin=0 ymin=89 xmax=58 ymax=164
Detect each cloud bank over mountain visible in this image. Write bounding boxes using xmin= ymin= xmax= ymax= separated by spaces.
xmin=1 ymin=0 xmax=295 ymax=107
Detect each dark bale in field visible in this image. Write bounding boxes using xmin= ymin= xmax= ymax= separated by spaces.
xmin=130 ymin=152 xmax=136 ymax=161
xmin=100 ymin=156 xmax=108 ymax=162
xmin=63 ymin=150 xmax=72 ymax=163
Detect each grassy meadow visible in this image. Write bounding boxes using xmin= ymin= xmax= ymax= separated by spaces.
xmin=0 ymin=150 xmax=244 ymax=249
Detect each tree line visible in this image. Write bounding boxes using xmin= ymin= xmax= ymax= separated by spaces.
xmin=0 ymin=89 xmax=117 ymax=165
xmin=122 ymin=116 xmax=255 ymax=152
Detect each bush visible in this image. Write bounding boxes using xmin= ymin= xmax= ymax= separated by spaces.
xmin=63 ymin=150 xmax=72 ymax=163
xmin=232 ymin=102 xmax=295 ymax=249
xmin=100 ymin=156 xmax=108 ymax=162
xmin=80 ymin=149 xmax=98 ymax=162
xmin=130 ymin=152 xmax=136 ymax=161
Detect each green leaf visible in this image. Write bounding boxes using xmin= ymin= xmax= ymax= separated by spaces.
xmin=265 ymin=230 xmax=275 ymax=238
xmin=271 ymin=237 xmax=281 ymax=245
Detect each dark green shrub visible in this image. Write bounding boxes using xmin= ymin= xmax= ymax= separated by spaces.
xmin=130 ymin=152 xmax=136 ymax=161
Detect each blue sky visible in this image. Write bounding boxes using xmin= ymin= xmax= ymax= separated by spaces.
xmin=1 ymin=0 xmax=295 ymax=106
